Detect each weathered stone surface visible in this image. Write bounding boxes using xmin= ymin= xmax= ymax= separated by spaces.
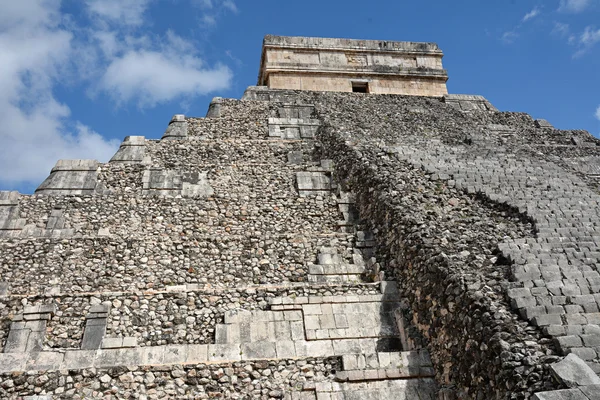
xmin=443 ymin=93 xmax=498 ymax=112
xmin=259 ymin=35 xmax=448 ymax=96
xmin=161 ymin=114 xmax=188 ymax=140
xmin=35 ymin=159 xmax=100 ymax=195
xmin=109 ymin=135 xmax=147 ymax=164
xmin=533 ymin=389 xmax=589 ymax=400
xmin=206 ymin=97 xmax=223 ymax=118
xmin=4 ymin=38 xmax=600 ymax=398
xmin=551 ymin=354 xmax=600 ymax=388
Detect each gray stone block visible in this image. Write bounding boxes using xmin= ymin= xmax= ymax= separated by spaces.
xmin=288 ymin=151 xmax=304 ymax=164
xmin=532 ymin=389 xmax=588 ymax=400
xmin=241 ymin=341 xmax=277 ymax=359
xmin=206 ymin=97 xmax=223 ymax=118
xmin=535 ymin=119 xmax=553 ymax=128
xmin=143 ymin=169 xmax=214 ymax=198
xmin=4 ymin=327 xmax=30 ymax=353
xmin=35 ymin=159 xmax=99 ymax=195
xmin=580 ymin=385 xmax=600 ymax=400
xmin=110 ymin=136 xmax=146 ymax=164
xmin=0 ymin=352 xmax=26 ymax=372
xmin=162 ymin=115 xmax=188 ymax=140
xmin=26 ymin=351 xmax=64 ymax=371
xmin=186 ymin=344 xmax=208 ymax=363
xmin=62 ymin=350 xmax=95 ymax=370
xmin=81 ymin=319 xmax=107 ymax=350
xmin=550 ymin=353 xmax=600 ymax=387
xmin=163 ymin=344 xmax=188 ymax=364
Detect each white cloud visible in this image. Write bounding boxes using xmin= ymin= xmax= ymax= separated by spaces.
xmin=85 ymin=0 xmax=151 ymax=26
xmin=595 ymin=105 xmax=600 ymax=121
xmin=572 ymin=26 xmax=600 ymax=57
xmin=552 ymin=22 xmax=570 ymax=37
xmin=192 ymin=0 xmax=238 ymax=27
xmin=0 ymin=0 xmax=119 ymax=187
xmin=522 ymin=7 xmax=540 ymax=22
xmin=100 ymin=31 xmax=232 ymax=107
xmin=502 ymin=31 xmax=519 ymax=44
xmin=223 ymin=0 xmax=238 ymax=13
xmin=558 ymin=0 xmax=591 ymax=13
xmin=580 ymin=26 xmax=600 ymax=46
xmin=201 ymin=14 xmax=217 ymax=27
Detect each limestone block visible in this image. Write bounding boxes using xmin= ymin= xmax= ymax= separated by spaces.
xmin=278 ymin=104 xmax=315 ymax=119
xmin=35 ymin=159 xmax=99 ymax=195
xmin=532 ymin=389 xmax=589 ymax=400
xmin=443 ymin=94 xmax=498 ymax=112
xmin=62 ymin=350 xmax=96 ymax=370
xmin=162 ymin=114 xmax=188 ymax=140
xmin=110 ymin=136 xmax=147 ymax=164
xmin=535 ymin=119 xmax=553 ymax=129
xmin=297 ymin=172 xmax=332 ymax=196
xmin=288 ymin=151 xmax=304 ymax=164
xmin=142 ymin=169 xmax=214 ymax=198
xmin=550 ymin=353 xmax=600 ymax=387
xmin=580 ymin=385 xmax=600 ymax=400
xmin=268 ymin=118 xmax=320 ymax=140
xmin=82 ymin=316 xmax=107 ymax=350
xmin=241 ymin=86 xmax=272 ymax=101
xmin=186 ymin=344 xmax=208 ymax=363
xmin=0 ymin=353 xmax=26 ymax=373
xmin=0 ymin=191 xmax=24 ymax=234
xmin=206 ymin=97 xmax=223 ymax=118
xmin=26 ymin=351 xmax=64 ymax=371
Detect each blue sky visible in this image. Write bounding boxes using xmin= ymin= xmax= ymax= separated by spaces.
xmin=1 ymin=0 xmax=599 ymax=193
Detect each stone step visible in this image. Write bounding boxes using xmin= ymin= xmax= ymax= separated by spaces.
xmin=276 ymin=104 xmax=316 ymax=119
xmin=268 ymin=118 xmax=320 ymax=140
xmin=340 ymin=350 xmax=433 ymax=379
xmin=35 ymin=159 xmax=100 ymax=195
xmin=307 ymin=274 xmax=363 ymax=284
xmin=309 ymin=264 xmax=366 ymax=275
xmin=306 ymin=378 xmax=438 ymax=400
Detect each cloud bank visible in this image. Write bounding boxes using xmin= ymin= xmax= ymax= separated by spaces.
xmin=0 ymin=0 xmax=234 ymax=189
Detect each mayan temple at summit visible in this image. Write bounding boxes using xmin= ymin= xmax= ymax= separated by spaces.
xmin=1 ymin=34 xmax=600 ymax=399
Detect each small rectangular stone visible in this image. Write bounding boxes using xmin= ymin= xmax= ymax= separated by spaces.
xmin=163 ymin=345 xmax=188 ymax=364
xmin=290 ymin=321 xmax=304 ymax=341
xmin=533 ymin=314 xmax=563 ymax=327
xmin=102 ymin=337 xmax=123 ymax=349
xmin=94 ymin=349 xmax=121 ymax=368
xmin=284 ymin=310 xmax=303 ymax=321
xmin=581 ymin=334 xmax=600 ymax=347
xmin=555 ymin=335 xmax=583 ymax=350
xmin=0 ymin=353 xmax=26 ymax=373
xmin=89 ymin=304 xmax=110 ymax=313
xmin=332 ymin=339 xmax=362 ymax=355
xmin=275 ymin=341 xmax=296 ymax=359
xmin=62 ymin=350 xmax=95 ymax=370
xmin=186 ymin=344 xmax=208 ymax=363
xmin=567 ymin=347 xmax=597 ymax=361
xmin=303 ymin=304 xmax=322 ymax=315
xmin=122 ymin=337 xmax=138 ymax=348
xmin=4 ymin=328 xmax=30 ymax=353
xmin=208 ymin=343 xmax=241 ymax=362
xmin=304 ymin=340 xmax=334 ymax=358
xmin=507 ymin=288 xmax=531 ymax=298
xmin=532 ymin=389 xmax=588 ymax=400
xmin=26 ymin=351 xmax=64 ymax=371
xmin=81 ymin=322 xmax=106 ymax=350
xmin=242 ymin=341 xmax=276 ymax=360
xmin=140 ymin=346 xmax=165 ymax=365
